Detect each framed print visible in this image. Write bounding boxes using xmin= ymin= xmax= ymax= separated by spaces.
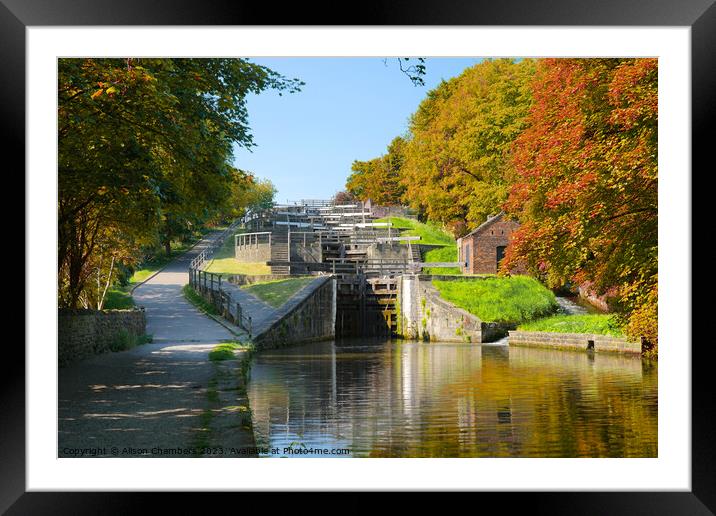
xmin=6 ymin=0 xmax=713 ymax=511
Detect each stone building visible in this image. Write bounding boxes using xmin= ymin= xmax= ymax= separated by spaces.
xmin=456 ymin=212 xmax=521 ymax=275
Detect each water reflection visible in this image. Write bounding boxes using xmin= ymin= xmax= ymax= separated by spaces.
xmin=247 ymin=339 xmax=657 ymax=458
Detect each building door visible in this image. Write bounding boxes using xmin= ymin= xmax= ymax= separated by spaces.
xmin=464 ymin=243 xmax=470 ymax=273
xmin=496 ymin=246 xmax=506 ymax=271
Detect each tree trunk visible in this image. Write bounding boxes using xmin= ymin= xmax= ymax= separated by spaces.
xmin=98 ymin=256 xmax=115 ymax=310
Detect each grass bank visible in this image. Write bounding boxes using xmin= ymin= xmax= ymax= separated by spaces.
xmin=375 ymin=217 xmax=455 ymax=246
xmin=518 ymin=314 xmax=624 ymax=336
xmin=203 ymin=226 xmax=271 ymax=275
xmin=376 ymin=216 xmax=461 ymax=275
xmin=241 ymin=277 xmax=315 ymax=308
xmin=423 ymin=246 xmax=461 ymax=275
xmin=433 ymin=276 xmax=557 ymax=324
xmin=205 ymin=260 xmax=271 ymax=275
xmin=129 ymin=240 xmax=197 ymax=284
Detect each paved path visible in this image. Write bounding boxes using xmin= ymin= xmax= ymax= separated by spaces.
xmin=58 ymin=231 xmax=256 ymax=457
xmin=133 ymin=234 xmax=237 ymax=342
xmin=220 ymin=282 xmax=277 ymax=336
xmin=224 ymin=276 xmax=329 ymax=339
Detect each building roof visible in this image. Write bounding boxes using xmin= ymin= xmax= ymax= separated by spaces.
xmin=461 ymin=211 xmax=507 ymax=239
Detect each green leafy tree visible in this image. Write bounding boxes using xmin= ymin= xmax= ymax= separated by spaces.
xmin=346 ymin=136 xmax=407 ymax=205
xmin=399 ymin=58 xmax=536 ymax=235
xmin=227 ymin=172 xmax=277 ymax=219
xmin=58 ymin=58 xmax=301 ymax=307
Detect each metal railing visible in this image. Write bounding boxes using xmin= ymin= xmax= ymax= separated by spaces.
xmin=188 ymin=269 xmax=253 ymax=337
xmin=187 ymin=219 xmax=253 ymax=336
xmin=189 ymin=219 xmax=242 ymax=271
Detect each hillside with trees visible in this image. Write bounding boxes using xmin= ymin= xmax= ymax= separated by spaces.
xmin=346 ymin=58 xmax=658 ymax=347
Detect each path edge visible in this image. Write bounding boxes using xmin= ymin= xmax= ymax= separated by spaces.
xmin=129 ymin=229 xmax=226 ymax=295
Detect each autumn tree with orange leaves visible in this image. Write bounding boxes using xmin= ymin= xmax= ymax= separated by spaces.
xmin=502 ymin=58 xmax=658 ymax=348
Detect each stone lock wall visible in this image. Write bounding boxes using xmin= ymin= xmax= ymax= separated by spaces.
xmin=235 ymin=243 xmax=271 ymax=263
xmin=227 ymin=274 xmax=293 ymax=286
xmin=252 ymin=276 xmax=336 ymax=350
xmin=365 ymin=243 xmax=411 ymax=262
xmin=58 ymin=308 xmax=147 ymax=367
xmin=293 ymin=242 xmax=322 ymax=263
xmin=418 ymin=281 xmax=483 ymax=343
xmin=398 ymin=275 xmax=512 ymax=343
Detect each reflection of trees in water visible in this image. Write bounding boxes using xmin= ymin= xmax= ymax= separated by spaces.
xmin=247 ymin=340 xmax=657 ymax=458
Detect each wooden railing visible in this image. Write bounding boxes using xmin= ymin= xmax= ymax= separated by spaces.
xmin=235 ymin=231 xmax=272 ymax=249
xmin=299 ymin=199 xmax=336 ymax=207
xmin=325 ymin=258 xmax=420 ymax=275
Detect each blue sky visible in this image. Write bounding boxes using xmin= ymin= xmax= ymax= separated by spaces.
xmin=233 ymin=58 xmax=481 ymax=202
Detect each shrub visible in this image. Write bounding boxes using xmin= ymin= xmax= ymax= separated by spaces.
xmin=109 ymin=329 xmax=151 ymax=352
xmin=102 ymin=289 xmax=135 ymax=309
xmin=209 ymin=341 xmax=252 ymax=362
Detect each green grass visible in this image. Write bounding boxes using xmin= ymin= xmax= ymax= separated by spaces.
xmin=432 ymin=276 xmax=558 ymax=324
xmin=375 ymin=217 xmax=455 ymax=246
xmin=129 ymin=240 xmax=196 ymax=284
xmin=209 ymin=341 xmax=249 ymax=361
xmin=109 ymin=329 xmax=152 ymax=352
xmin=375 ymin=217 xmax=461 ymax=275
xmin=102 ymin=288 xmax=135 ymax=309
xmin=204 ymin=259 xmax=271 ymax=275
xmin=182 ymin=284 xmax=220 ymax=316
xmin=241 ymin=277 xmax=315 ymax=308
xmin=423 ymin=245 xmax=461 ymax=275
xmin=518 ymin=314 xmax=624 ymax=336
xmin=128 ymin=224 xmax=229 ymax=285
xmin=203 ymin=226 xmax=272 ymax=275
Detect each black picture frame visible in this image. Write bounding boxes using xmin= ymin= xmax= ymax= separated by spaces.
xmin=6 ymin=0 xmax=711 ymax=512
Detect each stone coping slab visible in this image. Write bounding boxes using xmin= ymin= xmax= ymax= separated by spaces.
xmin=508 ymin=330 xmax=642 ymax=354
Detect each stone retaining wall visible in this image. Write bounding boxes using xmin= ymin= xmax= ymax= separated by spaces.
xmin=252 ymin=276 xmax=336 ymax=350
xmin=398 ymin=275 xmax=512 ymax=343
xmin=235 ymin=243 xmax=271 ymax=263
xmin=508 ymin=330 xmax=642 ymax=354
xmin=227 ymin=273 xmax=292 ymax=286
xmin=58 ymin=308 xmax=147 ymax=367
xmin=366 ymin=243 xmax=410 ymax=261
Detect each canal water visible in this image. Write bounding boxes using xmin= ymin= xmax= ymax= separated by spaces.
xmin=247 ymin=339 xmax=657 ymax=458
